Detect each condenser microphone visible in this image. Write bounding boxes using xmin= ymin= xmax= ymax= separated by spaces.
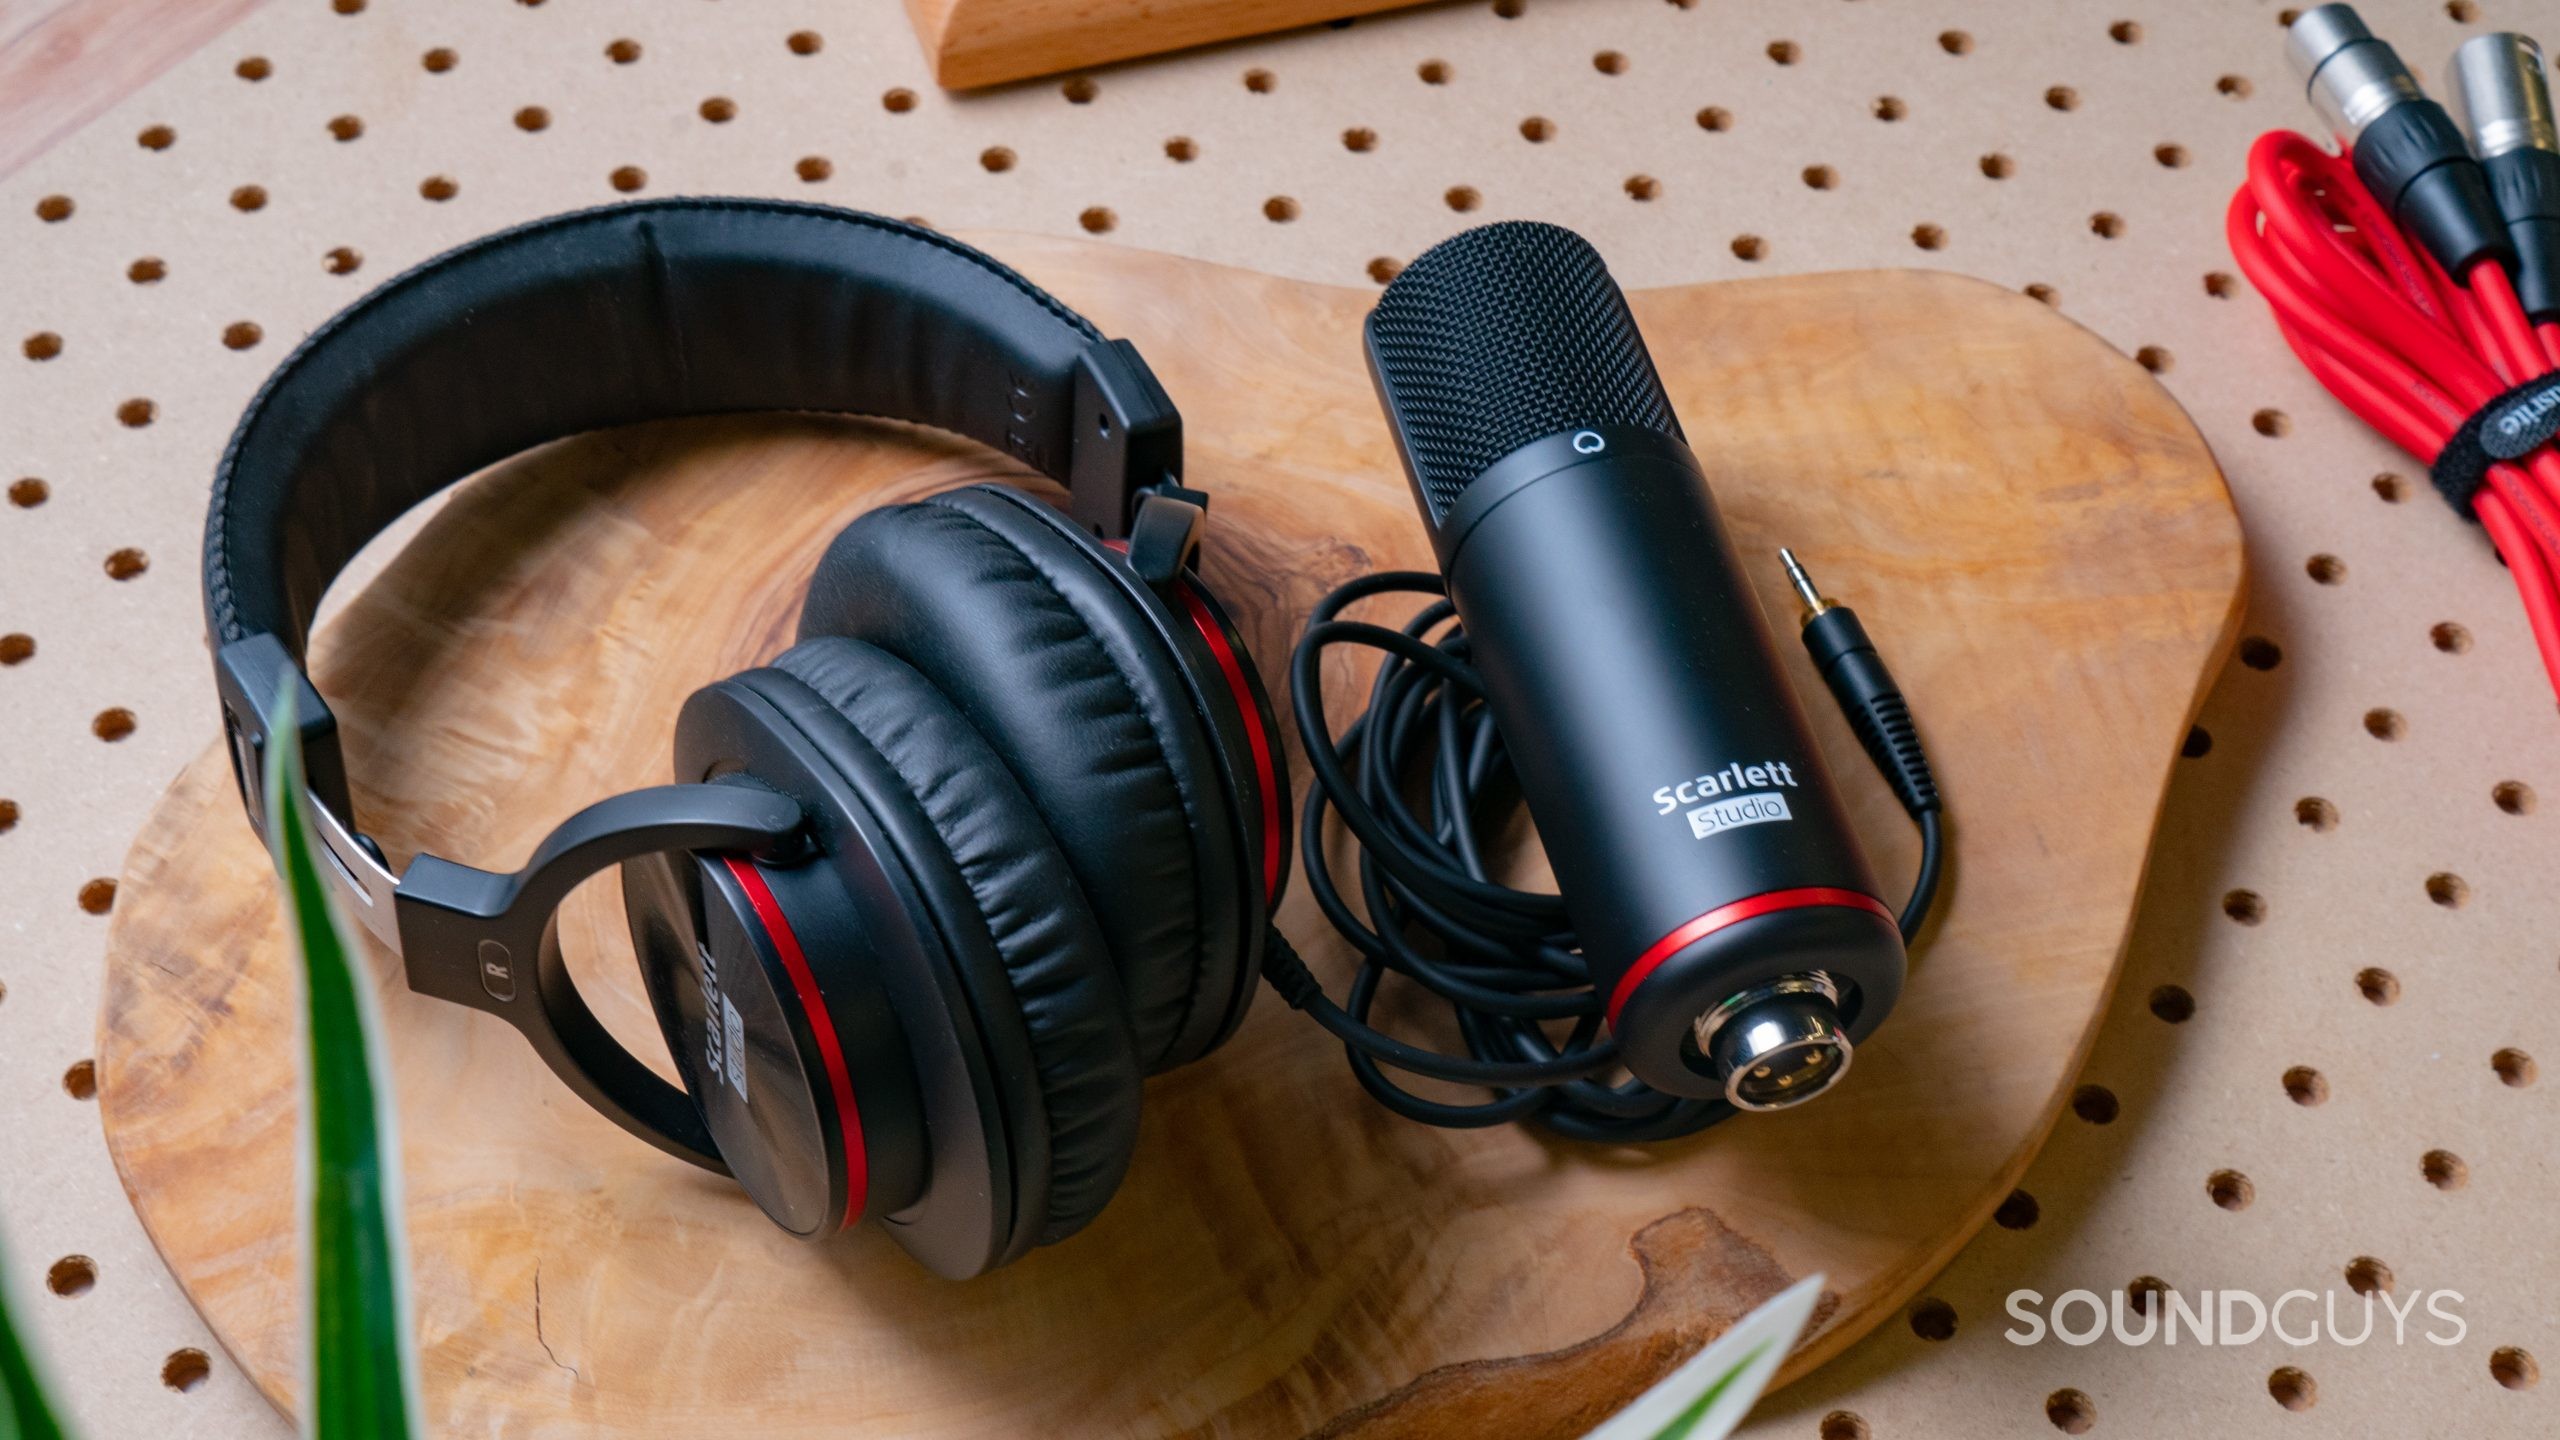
xmin=1362 ymin=222 xmax=1909 ymax=1110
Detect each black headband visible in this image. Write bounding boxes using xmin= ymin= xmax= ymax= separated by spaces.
xmin=207 ymin=198 xmax=1181 ymax=848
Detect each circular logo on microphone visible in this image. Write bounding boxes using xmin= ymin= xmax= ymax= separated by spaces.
xmin=1572 ymin=430 xmax=1606 ymax=454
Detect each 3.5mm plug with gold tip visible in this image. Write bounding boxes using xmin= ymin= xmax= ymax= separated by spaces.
xmin=1782 ymin=549 xmax=1945 ymax=940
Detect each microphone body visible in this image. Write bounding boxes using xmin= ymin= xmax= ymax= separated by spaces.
xmin=1364 ymin=222 xmax=1904 ymax=1105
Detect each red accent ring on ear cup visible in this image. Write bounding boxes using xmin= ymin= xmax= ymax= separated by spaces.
xmin=1171 ymin=579 xmax=1284 ymax=904
xmin=720 ymin=854 xmax=868 ymax=1229
xmin=1100 ymin=536 xmax=1286 ymax=907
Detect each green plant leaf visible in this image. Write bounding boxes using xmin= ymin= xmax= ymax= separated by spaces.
xmin=1580 ymin=1274 xmax=1827 ymax=1440
xmin=263 ymin=696 xmax=425 ymax=1440
xmin=0 ymin=1238 xmax=72 ymax=1440
xmin=1643 ymin=1339 xmax=1770 ymax=1440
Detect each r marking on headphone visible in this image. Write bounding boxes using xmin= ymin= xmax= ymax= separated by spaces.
xmin=477 ymin=937 xmax=516 ymax=1003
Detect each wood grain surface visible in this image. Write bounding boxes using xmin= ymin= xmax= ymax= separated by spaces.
xmin=94 ymin=236 xmax=2242 ymax=1437
xmin=902 ymin=0 xmax=1411 ymax=89
xmin=0 ymin=0 xmax=266 ymax=181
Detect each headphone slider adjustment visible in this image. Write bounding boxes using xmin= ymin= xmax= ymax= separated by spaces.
xmin=1070 ymin=340 xmax=1184 ymax=540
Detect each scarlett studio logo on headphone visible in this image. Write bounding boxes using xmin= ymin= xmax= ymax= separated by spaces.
xmin=1652 ymin=758 xmax=1802 ymax=840
xmin=696 ymin=943 xmax=748 ymax=1104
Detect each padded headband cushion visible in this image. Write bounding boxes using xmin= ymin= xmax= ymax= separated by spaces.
xmin=799 ymin=489 xmax=1245 ymax=1074
xmin=205 ymin=198 xmax=1102 ymax=655
xmin=757 ymin=637 xmax=1142 ymax=1249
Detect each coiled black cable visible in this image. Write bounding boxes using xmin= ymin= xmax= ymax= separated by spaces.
xmin=1263 ymin=569 xmax=1944 ymax=1142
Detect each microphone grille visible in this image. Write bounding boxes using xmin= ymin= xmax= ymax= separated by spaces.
xmin=1367 ymin=221 xmax=1681 ymax=518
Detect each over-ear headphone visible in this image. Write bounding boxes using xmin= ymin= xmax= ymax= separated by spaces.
xmin=203 ymin=198 xmax=1289 ymax=1278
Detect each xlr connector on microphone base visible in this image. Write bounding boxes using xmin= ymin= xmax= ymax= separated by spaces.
xmin=1694 ymin=973 xmax=1855 ymax=1112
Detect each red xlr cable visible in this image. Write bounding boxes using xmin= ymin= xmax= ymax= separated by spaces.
xmin=2230 ymin=133 xmax=2560 ymax=699
xmin=2233 ymin=9 xmax=2560 ymax=704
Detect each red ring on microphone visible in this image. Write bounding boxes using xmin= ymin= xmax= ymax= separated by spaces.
xmin=1605 ymin=887 xmax=1894 ymax=1028
xmin=722 ymin=854 xmax=868 ymax=1230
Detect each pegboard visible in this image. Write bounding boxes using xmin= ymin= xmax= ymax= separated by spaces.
xmin=0 ymin=1 xmax=2552 ymax=1437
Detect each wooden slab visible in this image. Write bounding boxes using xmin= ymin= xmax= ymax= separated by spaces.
xmin=903 ymin=0 xmax=1412 ymax=89
xmin=95 ymin=236 xmax=2242 ymax=1438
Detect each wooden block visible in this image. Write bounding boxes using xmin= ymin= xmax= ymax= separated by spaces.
xmin=94 ymin=234 xmax=2241 ymax=1437
xmin=0 ymin=0 xmax=268 ymax=180
xmin=904 ymin=0 xmax=1413 ymax=90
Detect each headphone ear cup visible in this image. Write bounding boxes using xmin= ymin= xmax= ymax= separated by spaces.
xmin=799 ymin=488 xmax=1258 ymax=1073
xmin=746 ymin=638 xmax=1144 ymax=1252
xmin=622 ymin=844 xmax=925 ymax=1240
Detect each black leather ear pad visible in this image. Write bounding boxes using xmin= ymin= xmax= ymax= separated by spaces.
xmin=798 ymin=488 xmax=1247 ymax=1074
xmin=741 ymin=637 xmax=1142 ymax=1249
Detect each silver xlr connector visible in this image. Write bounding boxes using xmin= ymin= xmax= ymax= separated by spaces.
xmin=1693 ymin=972 xmax=1854 ymax=1112
xmin=2288 ymin=4 xmax=2424 ymax=143
xmin=2447 ymin=34 xmax=2559 ymax=160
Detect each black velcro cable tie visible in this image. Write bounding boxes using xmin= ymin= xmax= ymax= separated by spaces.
xmin=2431 ymin=371 xmax=2560 ymax=520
